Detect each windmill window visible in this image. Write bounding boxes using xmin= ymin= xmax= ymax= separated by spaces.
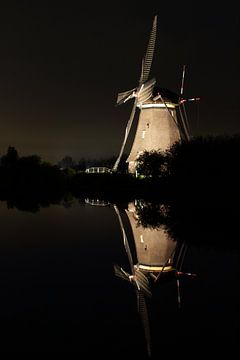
xmin=142 ymin=130 xmax=146 ymax=139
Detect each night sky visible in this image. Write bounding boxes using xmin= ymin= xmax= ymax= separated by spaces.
xmin=0 ymin=2 xmax=239 ymax=164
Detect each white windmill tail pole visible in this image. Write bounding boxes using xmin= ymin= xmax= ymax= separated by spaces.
xmin=178 ymin=104 xmax=191 ymax=141
xmin=180 ymin=64 xmax=186 ymax=98
xmin=179 ymin=96 xmax=201 ymax=138
xmin=176 ymin=278 xmax=181 ymax=308
xmin=178 ymin=64 xmax=191 ymax=141
xmin=175 ymin=242 xmax=187 ymax=309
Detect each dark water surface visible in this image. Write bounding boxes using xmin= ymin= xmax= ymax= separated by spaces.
xmin=0 ymin=199 xmax=239 ymax=357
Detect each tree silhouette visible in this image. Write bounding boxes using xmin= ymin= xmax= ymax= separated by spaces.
xmin=1 ymin=146 xmax=19 ymax=167
xmin=136 ymin=150 xmax=167 ymax=178
xmin=58 ymin=156 xmax=75 ymax=169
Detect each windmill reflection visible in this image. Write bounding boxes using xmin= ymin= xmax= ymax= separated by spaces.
xmin=85 ymin=198 xmax=110 ymax=207
xmin=114 ymin=201 xmax=196 ymax=358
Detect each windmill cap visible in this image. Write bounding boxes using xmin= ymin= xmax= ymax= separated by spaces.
xmin=152 ymin=87 xmax=179 ymax=104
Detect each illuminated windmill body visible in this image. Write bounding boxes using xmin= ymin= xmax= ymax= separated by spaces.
xmin=127 ymin=88 xmax=181 ymax=173
xmin=113 ymin=15 xmax=196 ymax=174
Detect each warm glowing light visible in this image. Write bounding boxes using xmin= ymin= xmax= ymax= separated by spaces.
xmin=139 ymin=265 xmax=174 ymax=272
xmin=139 ymin=103 xmax=176 ymax=109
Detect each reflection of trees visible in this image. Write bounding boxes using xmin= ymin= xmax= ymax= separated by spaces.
xmin=133 ymin=199 xmax=240 ymax=251
xmin=136 ymin=150 xmax=167 ymax=178
xmin=134 ymin=201 xmax=170 ymax=229
xmin=0 ymin=196 xmax=64 ymax=213
xmin=135 ymin=135 xmax=240 ymax=182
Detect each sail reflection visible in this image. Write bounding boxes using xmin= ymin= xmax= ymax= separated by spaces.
xmin=114 ymin=200 xmax=196 ymax=358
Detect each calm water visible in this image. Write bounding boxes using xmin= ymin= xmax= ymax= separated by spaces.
xmin=0 ymin=198 xmax=239 ymax=357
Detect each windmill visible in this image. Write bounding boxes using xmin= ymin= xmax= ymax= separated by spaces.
xmin=113 ymin=16 xmax=200 ymax=174
xmin=113 ymin=202 xmax=179 ymax=357
xmin=112 ymin=15 xmax=158 ymax=173
xmin=113 ymin=202 xmax=197 ymax=356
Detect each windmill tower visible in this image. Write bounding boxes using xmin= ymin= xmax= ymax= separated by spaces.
xmin=113 ymin=15 xmax=196 ymax=174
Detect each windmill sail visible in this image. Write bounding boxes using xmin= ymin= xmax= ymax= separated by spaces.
xmin=137 ymin=78 xmax=156 ymax=105
xmin=112 ymin=100 xmax=138 ymax=172
xmin=113 ymin=15 xmax=158 ymax=172
xmin=139 ymin=15 xmax=157 ymax=85
xmin=113 ymin=77 xmax=157 ymax=172
xmin=116 ymin=87 xmax=137 ymax=106
xmin=114 ymin=264 xmax=131 ymax=281
xmin=113 ymin=203 xmax=152 ymax=357
xmin=137 ymin=290 xmax=152 ymax=358
xmin=113 ymin=204 xmax=135 ymax=271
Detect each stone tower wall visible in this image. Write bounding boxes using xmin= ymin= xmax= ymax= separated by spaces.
xmin=127 ymin=105 xmax=181 ymax=173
